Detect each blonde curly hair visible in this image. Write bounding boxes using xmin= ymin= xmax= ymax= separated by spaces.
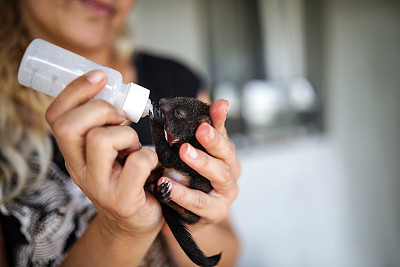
xmin=0 ymin=0 xmax=52 ymax=203
xmin=0 ymin=0 xmax=136 ymax=203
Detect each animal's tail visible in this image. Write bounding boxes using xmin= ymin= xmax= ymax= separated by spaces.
xmin=162 ymin=204 xmax=221 ymax=267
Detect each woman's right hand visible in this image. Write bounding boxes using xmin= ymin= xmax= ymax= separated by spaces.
xmin=46 ymin=70 xmax=163 ymax=238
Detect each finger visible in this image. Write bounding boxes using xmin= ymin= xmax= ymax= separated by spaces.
xmin=209 ymin=99 xmax=229 ymax=136
xmin=158 ymin=177 xmax=228 ymax=223
xmin=195 ymin=123 xmax=242 ymax=180
xmin=179 ymin=143 xmax=239 ymax=197
xmin=118 ymin=148 xmax=158 ymax=196
xmin=85 ymin=125 xmax=142 ymax=190
xmin=46 ymin=70 xmax=107 ymax=124
xmin=51 ymin=100 xmax=126 ymax=174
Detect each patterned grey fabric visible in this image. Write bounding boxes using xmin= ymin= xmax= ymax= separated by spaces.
xmin=0 ymin=158 xmax=96 ymax=266
xmin=0 ymin=158 xmax=174 ymax=267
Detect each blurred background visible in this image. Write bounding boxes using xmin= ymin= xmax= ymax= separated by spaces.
xmin=130 ymin=0 xmax=400 ymax=266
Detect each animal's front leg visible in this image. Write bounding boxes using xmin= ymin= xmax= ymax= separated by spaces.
xmin=150 ymin=104 xmax=170 ymax=151
xmin=150 ymin=105 xmax=180 ymax=169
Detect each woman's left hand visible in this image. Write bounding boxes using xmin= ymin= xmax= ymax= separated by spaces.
xmin=161 ymin=99 xmax=241 ymax=225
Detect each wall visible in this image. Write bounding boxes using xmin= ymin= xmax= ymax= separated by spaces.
xmin=129 ymin=0 xmax=208 ymax=79
xmin=325 ymin=0 xmax=400 ymax=266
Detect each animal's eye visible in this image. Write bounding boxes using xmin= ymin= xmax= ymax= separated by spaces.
xmin=174 ymin=108 xmax=185 ymax=119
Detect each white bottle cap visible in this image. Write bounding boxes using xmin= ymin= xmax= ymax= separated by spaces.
xmin=122 ymin=83 xmax=151 ymax=122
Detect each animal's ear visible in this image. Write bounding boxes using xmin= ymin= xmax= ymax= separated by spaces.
xmin=198 ymin=115 xmax=212 ymax=125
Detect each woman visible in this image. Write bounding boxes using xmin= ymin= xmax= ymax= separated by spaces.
xmin=0 ymin=0 xmax=241 ymax=266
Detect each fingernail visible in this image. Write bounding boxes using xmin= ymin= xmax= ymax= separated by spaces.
xmin=87 ymin=70 xmax=106 ymax=84
xmin=223 ymin=100 xmax=230 ymax=115
xmin=116 ymin=108 xmax=126 ymax=117
xmin=186 ymin=144 xmax=198 ymax=159
xmin=207 ymin=125 xmax=215 ymax=140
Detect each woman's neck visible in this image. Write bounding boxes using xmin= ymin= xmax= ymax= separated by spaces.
xmin=78 ymin=45 xmax=137 ymax=84
xmin=79 ymin=44 xmax=115 ymax=67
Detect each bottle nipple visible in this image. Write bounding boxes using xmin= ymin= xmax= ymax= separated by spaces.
xmin=142 ymin=99 xmax=153 ymax=117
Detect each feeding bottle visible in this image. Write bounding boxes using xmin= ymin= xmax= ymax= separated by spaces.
xmin=18 ymin=39 xmax=152 ymax=123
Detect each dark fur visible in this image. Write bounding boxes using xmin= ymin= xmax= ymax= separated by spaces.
xmin=149 ymin=97 xmax=221 ymax=267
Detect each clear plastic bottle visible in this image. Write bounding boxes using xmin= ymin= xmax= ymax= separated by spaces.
xmin=18 ymin=39 xmax=152 ymax=123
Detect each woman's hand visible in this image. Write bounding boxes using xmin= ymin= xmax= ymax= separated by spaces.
xmin=161 ymin=99 xmax=241 ymax=226
xmin=46 ymin=70 xmax=163 ymax=238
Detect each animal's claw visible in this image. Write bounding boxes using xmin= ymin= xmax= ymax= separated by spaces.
xmin=154 ymin=180 xmax=172 ymax=203
xmin=150 ymin=104 xmax=165 ymax=125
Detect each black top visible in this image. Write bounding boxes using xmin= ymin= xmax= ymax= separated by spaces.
xmin=0 ymin=52 xmax=203 ymax=267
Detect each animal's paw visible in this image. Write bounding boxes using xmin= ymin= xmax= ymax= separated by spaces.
xmin=150 ymin=104 xmax=164 ymax=126
xmin=154 ymin=179 xmax=172 ymax=203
